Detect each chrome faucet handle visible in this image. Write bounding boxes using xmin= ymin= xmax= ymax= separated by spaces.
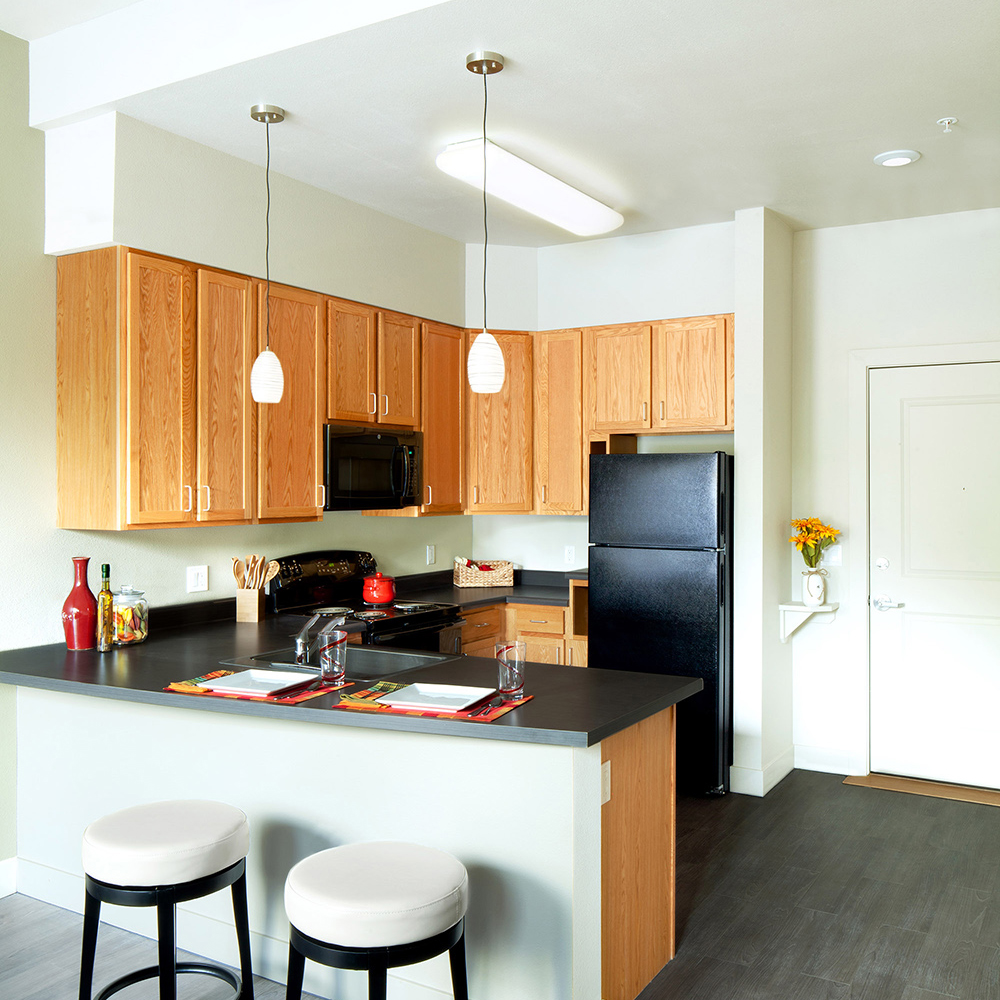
xmin=294 ymin=613 xmax=323 ymax=664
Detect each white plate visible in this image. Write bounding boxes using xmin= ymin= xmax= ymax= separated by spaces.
xmin=378 ymin=683 xmax=495 ymax=713
xmin=199 ymin=669 xmax=317 ymax=697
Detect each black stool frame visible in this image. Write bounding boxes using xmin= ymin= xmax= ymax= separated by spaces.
xmin=79 ymin=857 xmax=254 ymax=1000
xmin=285 ymin=917 xmax=468 ymax=1000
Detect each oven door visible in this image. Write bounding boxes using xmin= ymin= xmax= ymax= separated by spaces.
xmin=369 ymin=620 xmax=464 ymax=655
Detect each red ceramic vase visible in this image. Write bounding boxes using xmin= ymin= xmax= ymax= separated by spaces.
xmin=62 ymin=556 xmax=97 ymax=650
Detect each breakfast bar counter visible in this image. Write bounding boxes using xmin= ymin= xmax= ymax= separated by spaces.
xmin=2 ymin=621 xmax=700 ymax=1000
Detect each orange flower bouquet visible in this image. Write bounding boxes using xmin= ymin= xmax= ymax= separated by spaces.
xmin=789 ymin=518 xmax=840 ymax=569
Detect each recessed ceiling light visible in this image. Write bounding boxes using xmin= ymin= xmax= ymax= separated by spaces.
xmin=874 ymin=149 xmax=921 ymax=167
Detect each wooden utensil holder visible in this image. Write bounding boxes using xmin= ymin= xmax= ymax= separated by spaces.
xmin=236 ymin=589 xmax=265 ymax=622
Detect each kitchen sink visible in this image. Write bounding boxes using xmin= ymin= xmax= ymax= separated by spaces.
xmin=221 ymin=644 xmax=458 ymax=682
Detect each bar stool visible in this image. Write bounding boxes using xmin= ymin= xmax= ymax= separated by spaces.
xmin=79 ymin=799 xmax=254 ymax=1000
xmin=283 ymin=841 xmax=469 ymax=1000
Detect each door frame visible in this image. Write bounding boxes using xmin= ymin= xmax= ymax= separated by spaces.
xmin=847 ymin=340 xmax=1000 ymax=775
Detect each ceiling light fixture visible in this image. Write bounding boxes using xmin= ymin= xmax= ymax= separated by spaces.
xmin=463 ymin=50 xmax=506 ymax=394
xmin=873 ymin=149 xmax=921 ymax=167
xmin=249 ymin=103 xmax=285 ymax=404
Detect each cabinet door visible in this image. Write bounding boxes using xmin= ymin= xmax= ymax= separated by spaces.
xmin=535 ymin=330 xmax=583 ymax=513
xmin=521 ymin=634 xmax=565 ymax=664
xmin=327 ymin=298 xmax=377 ymax=423
xmin=377 ymin=311 xmax=421 ymax=427
xmin=584 ymin=325 xmax=652 ymax=432
xmin=125 ymin=252 xmax=196 ymax=525
xmin=565 ymin=639 xmax=589 ymax=667
xmin=652 ymin=315 xmax=729 ymax=430
xmin=467 ymin=331 xmax=533 ymax=513
xmin=258 ymin=283 xmax=325 ymax=520
xmin=421 ymin=322 xmax=464 ymax=512
xmin=196 ymin=269 xmax=253 ymax=522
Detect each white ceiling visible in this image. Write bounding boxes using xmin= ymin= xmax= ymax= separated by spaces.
xmin=3 ymin=0 xmax=999 ymax=247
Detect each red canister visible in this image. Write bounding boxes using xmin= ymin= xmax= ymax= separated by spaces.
xmin=362 ymin=572 xmax=396 ymax=605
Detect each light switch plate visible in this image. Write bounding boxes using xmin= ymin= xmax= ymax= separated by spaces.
xmin=186 ymin=565 xmax=208 ymax=593
xmin=601 ymin=760 xmax=611 ymax=804
xmin=426 ymin=545 xmax=436 ymax=566
xmin=564 ymin=545 xmax=576 ymax=565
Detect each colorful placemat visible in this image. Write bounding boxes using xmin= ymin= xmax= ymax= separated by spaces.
xmin=165 ymin=669 xmax=351 ymax=704
xmin=333 ymin=680 xmax=532 ymax=721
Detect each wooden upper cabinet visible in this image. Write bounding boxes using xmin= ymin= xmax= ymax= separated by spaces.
xmin=257 ymin=283 xmax=325 ymax=521
xmin=584 ymin=324 xmax=652 ymax=432
xmin=125 ymin=253 xmax=196 ymax=525
xmin=535 ymin=330 xmax=583 ymax=514
xmin=466 ymin=331 xmax=533 ymax=513
xmin=377 ymin=311 xmax=420 ymax=427
xmin=420 ymin=322 xmax=464 ymax=512
xmin=652 ymin=315 xmax=731 ymax=431
xmin=196 ymin=269 xmax=253 ymax=522
xmin=327 ymin=298 xmax=377 ymax=423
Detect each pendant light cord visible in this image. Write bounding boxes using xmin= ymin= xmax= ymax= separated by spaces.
xmin=265 ymin=119 xmax=272 ymax=351
xmin=482 ymin=67 xmax=488 ymax=332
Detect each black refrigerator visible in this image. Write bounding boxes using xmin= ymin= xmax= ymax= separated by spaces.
xmin=588 ymin=452 xmax=733 ymax=795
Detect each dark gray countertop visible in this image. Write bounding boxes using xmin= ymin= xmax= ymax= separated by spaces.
xmin=0 ymin=615 xmax=699 ymax=749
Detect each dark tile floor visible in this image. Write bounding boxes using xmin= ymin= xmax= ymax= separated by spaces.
xmin=642 ymin=769 xmax=1000 ymax=999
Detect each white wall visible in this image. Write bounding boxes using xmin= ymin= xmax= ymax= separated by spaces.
xmin=465 ymin=244 xmax=538 ymax=332
xmin=790 ymin=207 xmax=1000 ymax=776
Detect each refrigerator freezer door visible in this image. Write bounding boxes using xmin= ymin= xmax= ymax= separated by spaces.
xmin=589 ymin=452 xmax=726 ymax=549
xmin=589 ymin=544 xmax=730 ymax=794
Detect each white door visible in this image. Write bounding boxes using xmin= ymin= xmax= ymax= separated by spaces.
xmin=869 ymin=362 xmax=1000 ymax=787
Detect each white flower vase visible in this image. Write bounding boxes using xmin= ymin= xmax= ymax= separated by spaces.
xmin=802 ymin=569 xmax=827 ymax=607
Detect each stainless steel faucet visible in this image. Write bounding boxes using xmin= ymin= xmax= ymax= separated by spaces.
xmin=294 ymin=614 xmax=347 ymax=665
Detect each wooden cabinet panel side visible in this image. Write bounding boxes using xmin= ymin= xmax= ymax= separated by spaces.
xmin=421 ymin=322 xmax=464 ymax=512
xmin=377 ymin=310 xmax=421 ymax=428
xmin=56 ymin=248 xmax=123 ymax=529
xmin=601 ymin=706 xmax=676 ymax=1000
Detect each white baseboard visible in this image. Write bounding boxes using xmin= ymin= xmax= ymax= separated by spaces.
xmin=0 ymin=856 xmax=15 ymax=897
xmin=794 ymin=744 xmax=867 ymax=777
xmin=729 ymin=745 xmax=795 ymax=797
xmin=14 ymin=859 xmax=452 ymax=1000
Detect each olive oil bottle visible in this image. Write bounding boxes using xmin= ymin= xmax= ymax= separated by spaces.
xmin=97 ymin=563 xmax=113 ymax=652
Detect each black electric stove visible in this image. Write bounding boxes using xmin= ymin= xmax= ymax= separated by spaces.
xmin=267 ymin=550 xmax=463 ymax=654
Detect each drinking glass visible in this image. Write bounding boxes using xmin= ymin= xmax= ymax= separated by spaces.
xmin=496 ymin=641 xmax=527 ymax=701
xmin=318 ymin=630 xmax=348 ymax=685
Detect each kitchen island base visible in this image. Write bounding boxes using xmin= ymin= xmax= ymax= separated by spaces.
xmin=11 ymin=688 xmax=685 ymax=1000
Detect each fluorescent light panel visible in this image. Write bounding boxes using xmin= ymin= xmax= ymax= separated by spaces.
xmin=436 ymin=138 xmax=623 ymax=237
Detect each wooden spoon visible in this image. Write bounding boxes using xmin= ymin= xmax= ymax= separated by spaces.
xmin=263 ymin=561 xmax=280 ymax=588
xmin=233 ymin=557 xmax=245 ymax=589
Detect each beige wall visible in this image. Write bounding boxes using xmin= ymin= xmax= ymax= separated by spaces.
xmin=790 ymin=208 xmax=1000 ymax=774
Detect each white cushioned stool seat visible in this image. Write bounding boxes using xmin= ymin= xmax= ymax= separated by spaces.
xmin=284 ymin=841 xmax=469 ymax=948
xmin=82 ymin=799 xmax=250 ymax=886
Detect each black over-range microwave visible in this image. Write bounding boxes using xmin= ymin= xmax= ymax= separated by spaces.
xmin=322 ymin=426 xmax=421 ymax=510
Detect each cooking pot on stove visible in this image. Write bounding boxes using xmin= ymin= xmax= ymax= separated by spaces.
xmin=363 ymin=572 xmax=396 ymax=605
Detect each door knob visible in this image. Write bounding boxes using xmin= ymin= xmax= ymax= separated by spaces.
xmin=872 ymin=595 xmax=904 ymax=611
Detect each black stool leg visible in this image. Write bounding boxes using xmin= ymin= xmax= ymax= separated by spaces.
xmin=285 ymin=941 xmax=305 ymax=1000
xmin=79 ymin=888 xmax=102 ymax=1000
xmin=157 ymin=900 xmax=177 ymax=1000
xmin=231 ymin=872 xmax=255 ymax=1000
xmin=368 ymin=963 xmax=387 ymax=1000
xmin=448 ymin=930 xmax=469 ymax=1000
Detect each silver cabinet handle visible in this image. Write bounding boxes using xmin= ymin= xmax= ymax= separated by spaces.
xmin=567 ymin=647 xmax=573 ymax=665
xmin=474 ymin=486 xmax=479 ymax=504
xmin=555 ymin=647 xmax=561 ymax=664
xmin=368 ymin=392 xmax=377 ymax=415
xmin=474 ymin=622 xmax=489 ymax=628
xmin=202 ymin=484 xmax=211 ymax=511
xmin=660 ymin=401 xmax=665 ymax=420
xmin=872 ymin=595 xmax=904 ymax=611
xmin=183 ymin=485 xmax=192 ymax=513
xmin=317 ymin=484 xmax=327 ymax=508
xmin=425 ymin=484 xmax=432 ymax=505
xmin=542 ymin=484 xmax=547 ymax=503
xmin=642 ymin=401 xmax=648 ymax=421
xmin=381 ymin=394 xmax=389 ymax=416
xmin=529 ymin=619 xmax=548 ymax=624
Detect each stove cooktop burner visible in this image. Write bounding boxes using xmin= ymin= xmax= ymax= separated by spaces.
xmin=393 ymin=602 xmax=433 ymax=611
xmin=354 ymin=610 xmax=389 ymax=620
xmin=313 ymin=606 xmax=352 ymax=615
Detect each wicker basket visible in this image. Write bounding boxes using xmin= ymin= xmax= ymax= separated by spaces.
xmin=453 ymin=559 xmax=514 ymax=588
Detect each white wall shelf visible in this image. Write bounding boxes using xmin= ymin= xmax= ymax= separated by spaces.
xmin=779 ymin=602 xmax=839 ymax=643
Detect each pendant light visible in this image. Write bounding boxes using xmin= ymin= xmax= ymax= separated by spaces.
xmin=465 ymin=51 xmax=506 ymax=394
xmin=249 ymin=104 xmax=285 ymax=404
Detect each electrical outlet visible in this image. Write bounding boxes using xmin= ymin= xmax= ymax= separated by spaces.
xmin=186 ymin=565 xmax=208 ymax=593
xmin=601 ymin=760 xmax=611 ymax=804
xmin=564 ymin=545 xmax=576 ymax=565
xmin=426 ymin=545 xmax=436 ymax=566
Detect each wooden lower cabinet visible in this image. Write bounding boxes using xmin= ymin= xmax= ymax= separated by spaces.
xmin=461 ymin=603 xmax=503 ymax=654
xmin=256 ymin=283 xmax=325 ymax=521
xmin=506 ymin=603 xmax=588 ymax=667
xmin=565 ymin=639 xmax=588 ymax=667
